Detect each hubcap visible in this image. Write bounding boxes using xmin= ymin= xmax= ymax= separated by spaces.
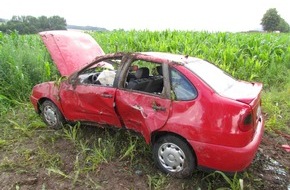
xmin=43 ymin=105 xmax=57 ymax=126
xmin=158 ymin=142 xmax=185 ymax=172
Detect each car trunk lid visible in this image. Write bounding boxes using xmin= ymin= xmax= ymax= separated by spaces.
xmin=221 ymin=81 xmax=262 ymax=105
xmin=222 ymin=81 xmax=263 ymax=132
xmin=40 ymin=30 xmax=105 ymax=76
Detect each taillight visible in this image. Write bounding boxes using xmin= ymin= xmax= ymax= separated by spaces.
xmin=239 ymin=113 xmax=253 ymax=132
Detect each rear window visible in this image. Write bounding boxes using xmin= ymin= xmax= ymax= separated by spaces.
xmin=185 ymin=59 xmax=238 ymax=94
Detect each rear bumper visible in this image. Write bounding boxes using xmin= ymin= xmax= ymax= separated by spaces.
xmin=189 ymin=116 xmax=264 ymax=172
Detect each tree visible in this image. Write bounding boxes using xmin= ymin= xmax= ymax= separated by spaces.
xmin=261 ymin=8 xmax=290 ymax=32
xmin=261 ymin=8 xmax=281 ymax=32
xmin=277 ymin=18 xmax=290 ymax=33
xmin=0 ymin=15 xmax=67 ymax=34
xmin=48 ymin=16 xmax=67 ymax=30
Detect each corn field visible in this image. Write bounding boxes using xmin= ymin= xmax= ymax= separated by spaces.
xmin=0 ymin=30 xmax=290 ymax=106
xmin=92 ymin=30 xmax=290 ymax=86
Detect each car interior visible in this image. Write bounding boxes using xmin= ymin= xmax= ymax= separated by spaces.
xmin=76 ymin=58 xmax=164 ymax=95
xmin=126 ymin=65 xmax=164 ymax=94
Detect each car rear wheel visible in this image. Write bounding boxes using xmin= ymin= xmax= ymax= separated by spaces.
xmin=41 ymin=100 xmax=65 ymax=129
xmin=153 ymin=135 xmax=195 ymax=178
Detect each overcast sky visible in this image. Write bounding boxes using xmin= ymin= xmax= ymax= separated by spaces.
xmin=1 ymin=0 xmax=290 ymax=32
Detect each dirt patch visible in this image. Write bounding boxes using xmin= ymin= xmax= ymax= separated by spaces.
xmin=96 ymin=161 xmax=148 ymax=189
xmin=246 ymin=132 xmax=290 ymax=190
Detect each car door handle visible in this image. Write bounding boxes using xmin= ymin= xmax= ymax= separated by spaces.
xmin=101 ymin=93 xmax=113 ymax=98
xmin=152 ymin=104 xmax=166 ymax=111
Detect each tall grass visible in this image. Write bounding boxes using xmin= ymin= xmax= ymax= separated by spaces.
xmin=0 ymin=30 xmax=290 ymax=111
xmin=0 ymin=31 xmax=58 ymax=106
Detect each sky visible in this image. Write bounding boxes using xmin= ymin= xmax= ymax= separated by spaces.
xmin=1 ymin=0 xmax=290 ymax=32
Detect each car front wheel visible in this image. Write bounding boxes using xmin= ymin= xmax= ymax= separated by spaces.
xmin=41 ymin=100 xmax=65 ymax=129
xmin=153 ymin=135 xmax=195 ymax=178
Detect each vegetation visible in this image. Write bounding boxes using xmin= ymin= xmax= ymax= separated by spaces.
xmin=0 ymin=30 xmax=289 ymax=189
xmin=0 ymin=15 xmax=67 ymax=34
xmin=92 ymin=30 xmax=290 ymax=89
xmin=261 ymin=8 xmax=290 ymax=33
xmin=0 ymin=31 xmax=58 ymax=106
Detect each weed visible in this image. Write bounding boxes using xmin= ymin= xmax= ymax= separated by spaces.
xmin=73 ymin=155 xmax=81 ymax=185
xmin=147 ymin=173 xmax=168 ymax=190
xmin=119 ymin=132 xmax=137 ymax=162
xmin=47 ymin=167 xmax=69 ymax=178
xmin=0 ymin=139 xmax=7 ymax=148
xmin=0 ymin=156 xmax=17 ymax=171
xmin=78 ymin=140 xmax=90 ymax=156
xmin=8 ymin=119 xmax=31 ymax=137
xmin=36 ymin=146 xmax=62 ymax=168
xmin=63 ymin=122 xmax=81 ymax=145
xmin=202 ymin=171 xmax=243 ymax=190
xmin=85 ymin=174 xmax=102 ymax=189
xmin=262 ymin=73 xmax=290 ymax=132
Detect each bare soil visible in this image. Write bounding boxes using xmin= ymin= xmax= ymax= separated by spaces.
xmin=0 ymin=126 xmax=289 ymax=190
xmin=247 ymin=132 xmax=290 ymax=190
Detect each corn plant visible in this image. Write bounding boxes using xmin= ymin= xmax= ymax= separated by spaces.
xmin=92 ymin=30 xmax=290 ymax=89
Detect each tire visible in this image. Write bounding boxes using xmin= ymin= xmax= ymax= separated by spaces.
xmin=153 ymin=135 xmax=195 ymax=178
xmin=41 ymin=100 xmax=65 ymax=129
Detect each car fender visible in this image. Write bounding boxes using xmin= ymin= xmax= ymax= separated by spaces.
xmin=31 ymin=81 xmax=64 ymax=114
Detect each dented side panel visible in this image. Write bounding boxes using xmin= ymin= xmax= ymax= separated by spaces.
xmin=59 ymin=82 xmax=122 ymax=127
xmin=115 ymin=90 xmax=171 ymax=143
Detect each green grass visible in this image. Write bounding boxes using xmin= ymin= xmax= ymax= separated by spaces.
xmin=262 ymin=71 xmax=290 ymax=132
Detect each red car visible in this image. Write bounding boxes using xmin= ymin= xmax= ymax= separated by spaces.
xmin=30 ymin=31 xmax=264 ymax=178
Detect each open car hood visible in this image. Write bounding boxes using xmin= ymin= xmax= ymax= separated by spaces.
xmin=40 ymin=30 xmax=105 ymax=76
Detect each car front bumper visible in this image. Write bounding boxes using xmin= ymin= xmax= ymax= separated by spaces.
xmin=30 ymin=95 xmax=39 ymax=113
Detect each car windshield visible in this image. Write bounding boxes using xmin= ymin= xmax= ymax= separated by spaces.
xmin=185 ymin=58 xmax=238 ymax=94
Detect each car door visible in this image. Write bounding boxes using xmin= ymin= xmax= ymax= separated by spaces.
xmin=115 ymin=56 xmax=171 ymax=142
xmin=59 ymin=57 xmax=122 ymax=127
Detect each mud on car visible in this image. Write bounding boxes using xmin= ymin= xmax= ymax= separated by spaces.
xmin=30 ymin=31 xmax=264 ymax=178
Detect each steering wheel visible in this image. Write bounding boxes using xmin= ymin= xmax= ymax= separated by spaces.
xmin=91 ymin=74 xmax=100 ymax=84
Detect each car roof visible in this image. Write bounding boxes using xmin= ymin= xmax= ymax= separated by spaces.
xmin=139 ymin=52 xmax=203 ymax=65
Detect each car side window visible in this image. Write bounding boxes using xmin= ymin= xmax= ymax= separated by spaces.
xmin=125 ymin=60 xmax=164 ymax=95
xmin=170 ymin=68 xmax=197 ymax=101
xmin=77 ymin=59 xmax=119 ymax=87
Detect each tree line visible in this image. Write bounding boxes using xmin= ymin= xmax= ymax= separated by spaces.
xmin=0 ymin=15 xmax=66 ymax=34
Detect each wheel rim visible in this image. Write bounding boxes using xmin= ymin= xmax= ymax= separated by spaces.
xmin=43 ymin=105 xmax=57 ymax=126
xmin=158 ymin=142 xmax=185 ymax=172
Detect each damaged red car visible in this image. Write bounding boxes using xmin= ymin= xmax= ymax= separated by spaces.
xmin=30 ymin=31 xmax=264 ymax=178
